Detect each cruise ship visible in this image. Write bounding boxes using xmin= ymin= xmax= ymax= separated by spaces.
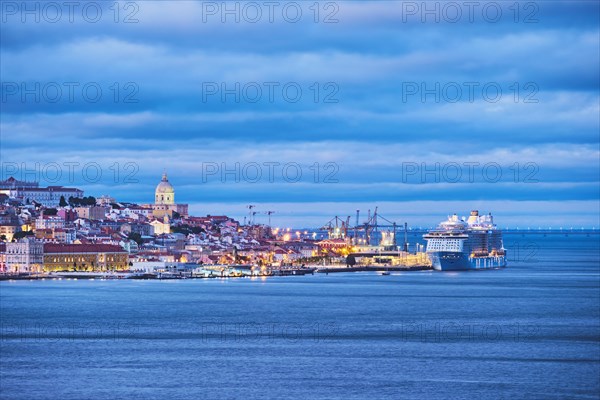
xmin=424 ymin=211 xmax=507 ymax=271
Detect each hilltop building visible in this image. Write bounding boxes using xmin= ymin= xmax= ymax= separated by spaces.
xmin=152 ymin=173 xmax=188 ymax=218
xmin=0 ymin=177 xmax=83 ymax=207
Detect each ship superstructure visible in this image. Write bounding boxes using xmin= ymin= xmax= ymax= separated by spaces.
xmin=424 ymin=210 xmax=507 ymax=271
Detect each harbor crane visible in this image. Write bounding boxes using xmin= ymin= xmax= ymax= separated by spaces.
xmin=319 ymin=207 xmax=406 ymax=249
xmin=321 ymin=216 xmax=350 ymax=240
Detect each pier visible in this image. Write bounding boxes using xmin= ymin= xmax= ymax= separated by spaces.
xmin=316 ymin=265 xmax=431 ymax=273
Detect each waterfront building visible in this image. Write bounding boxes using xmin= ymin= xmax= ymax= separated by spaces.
xmin=317 ymin=238 xmax=349 ymax=252
xmin=0 ymin=243 xmax=6 ymax=272
xmin=43 ymin=243 xmax=128 ymax=272
xmin=5 ymin=238 xmax=44 ymax=274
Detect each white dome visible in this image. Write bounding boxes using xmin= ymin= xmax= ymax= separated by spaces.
xmin=156 ymin=173 xmax=174 ymax=194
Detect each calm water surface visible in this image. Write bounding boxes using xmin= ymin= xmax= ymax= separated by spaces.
xmin=1 ymin=234 xmax=599 ymax=399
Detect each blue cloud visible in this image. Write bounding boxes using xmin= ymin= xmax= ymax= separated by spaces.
xmin=0 ymin=0 xmax=598 ymax=226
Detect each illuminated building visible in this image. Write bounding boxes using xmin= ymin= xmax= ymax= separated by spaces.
xmin=43 ymin=244 xmax=128 ymax=272
xmin=152 ymin=172 xmax=189 ymax=218
xmin=0 ymin=208 xmax=22 ymax=241
xmin=5 ymin=238 xmax=44 ymax=273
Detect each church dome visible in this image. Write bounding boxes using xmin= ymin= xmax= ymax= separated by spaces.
xmin=156 ymin=173 xmax=174 ymax=194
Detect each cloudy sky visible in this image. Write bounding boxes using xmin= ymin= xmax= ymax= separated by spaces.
xmin=1 ymin=1 xmax=598 ymax=228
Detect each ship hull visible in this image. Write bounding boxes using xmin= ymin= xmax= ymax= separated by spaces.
xmin=428 ymin=251 xmax=507 ymax=271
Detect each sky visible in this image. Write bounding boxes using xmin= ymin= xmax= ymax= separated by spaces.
xmin=0 ymin=0 xmax=599 ymax=228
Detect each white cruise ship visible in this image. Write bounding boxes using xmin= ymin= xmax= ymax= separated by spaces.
xmin=424 ymin=210 xmax=507 ymax=271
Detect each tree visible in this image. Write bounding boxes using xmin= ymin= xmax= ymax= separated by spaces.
xmin=44 ymin=208 xmax=58 ymax=216
xmin=59 ymin=195 xmax=68 ymax=207
xmin=127 ymin=232 xmax=144 ymax=246
xmin=171 ymin=224 xmax=205 ymax=235
xmin=346 ymin=255 xmax=356 ymax=267
xmin=0 ymin=235 xmax=7 ymax=242
xmin=12 ymin=231 xmax=34 ymax=241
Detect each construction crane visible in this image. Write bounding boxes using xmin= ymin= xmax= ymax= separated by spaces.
xmin=265 ymin=211 xmax=275 ymax=227
xmin=354 ymin=210 xmax=360 ymax=244
xmin=344 ymin=216 xmax=351 ymax=239
xmin=246 ymin=205 xmax=255 ymax=225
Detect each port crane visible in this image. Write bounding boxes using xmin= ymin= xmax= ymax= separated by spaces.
xmin=320 ymin=216 xmax=350 ymax=240
xmin=319 ymin=207 xmax=405 ymax=249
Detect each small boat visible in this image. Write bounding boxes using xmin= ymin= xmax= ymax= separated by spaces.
xmin=380 ymin=270 xmax=390 ymax=276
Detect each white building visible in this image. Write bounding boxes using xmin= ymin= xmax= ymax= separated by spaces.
xmin=6 ymin=186 xmax=83 ymax=207
xmin=150 ymin=216 xmax=171 ymax=235
xmin=152 ymin=173 xmax=188 ymax=218
xmin=5 ymin=238 xmax=44 ymax=274
xmin=36 ymin=215 xmax=65 ymax=230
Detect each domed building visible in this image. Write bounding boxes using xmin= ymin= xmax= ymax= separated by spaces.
xmin=152 ymin=172 xmax=188 ymax=219
xmin=155 ymin=173 xmax=174 ymax=205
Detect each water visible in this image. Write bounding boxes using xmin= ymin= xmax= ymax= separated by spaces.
xmin=1 ymin=233 xmax=599 ymax=399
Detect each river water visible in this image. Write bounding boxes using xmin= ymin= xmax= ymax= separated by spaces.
xmin=1 ymin=233 xmax=598 ymax=399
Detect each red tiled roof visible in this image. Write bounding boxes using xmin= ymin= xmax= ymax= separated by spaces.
xmin=21 ymin=187 xmax=82 ymax=192
xmin=44 ymin=244 xmax=126 ymax=254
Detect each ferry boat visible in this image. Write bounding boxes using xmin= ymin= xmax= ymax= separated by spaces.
xmin=424 ymin=210 xmax=507 ymax=271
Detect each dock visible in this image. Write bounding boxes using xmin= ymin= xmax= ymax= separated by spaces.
xmin=316 ymin=265 xmax=431 ymax=273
